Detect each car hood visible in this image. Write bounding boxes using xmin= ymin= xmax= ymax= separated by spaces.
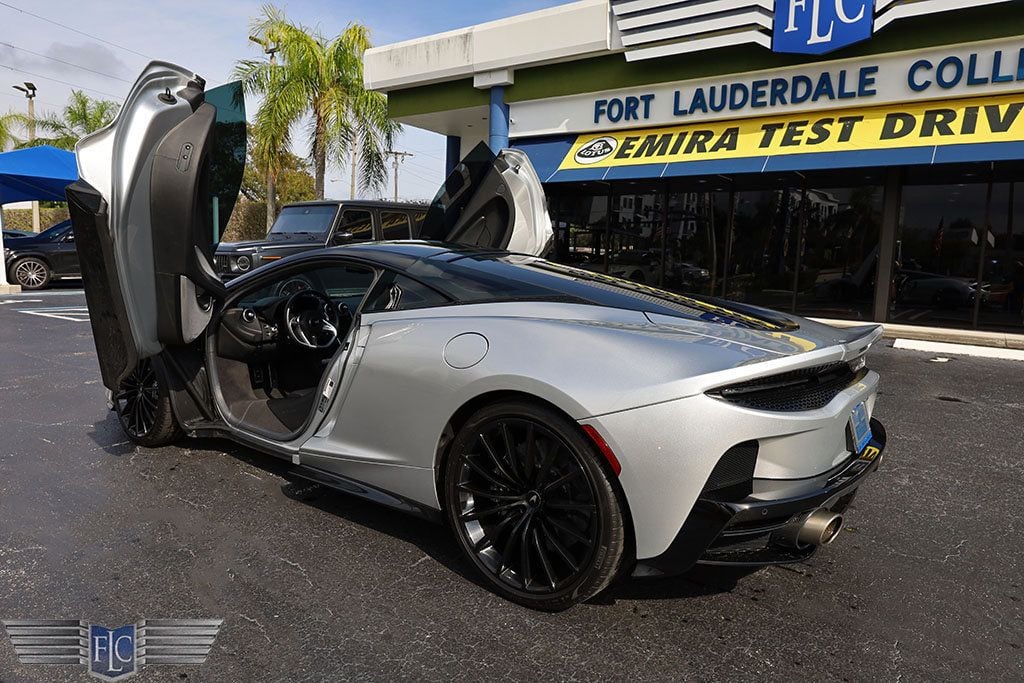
xmin=217 ymin=237 xmax=322 ymax=254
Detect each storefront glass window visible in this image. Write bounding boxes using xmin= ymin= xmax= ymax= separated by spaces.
xmin=793 ymin=185 xmax=883 ymax=321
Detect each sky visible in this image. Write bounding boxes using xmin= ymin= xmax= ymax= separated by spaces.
xmin=0 ymin=0 xmax=567 ymax=201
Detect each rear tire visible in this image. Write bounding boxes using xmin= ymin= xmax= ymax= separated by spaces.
xmin=11 ymin=257 xmax=51 ymax=290
xmin=443 ymin=400 xmax=626 ymax=611
xmin=114 ymin=358 xmax=182 ymax=447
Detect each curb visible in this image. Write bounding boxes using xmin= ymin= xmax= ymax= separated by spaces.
xmin=810 ymin=317 xmax=1024 ymax=351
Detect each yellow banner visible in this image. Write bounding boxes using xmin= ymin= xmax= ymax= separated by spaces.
xmin=560 ymin=93 xmax=1024 ymax=169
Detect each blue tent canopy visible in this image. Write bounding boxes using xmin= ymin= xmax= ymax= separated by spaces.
xmin=0 ymin=145 xmax=78 ymax=204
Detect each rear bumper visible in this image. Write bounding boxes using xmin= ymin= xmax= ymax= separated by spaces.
xmin=633 ymin=418 xmax=886 ymax=577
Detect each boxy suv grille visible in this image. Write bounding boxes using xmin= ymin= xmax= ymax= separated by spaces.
xmin=708 ymin=362 xmax=865 ymax=412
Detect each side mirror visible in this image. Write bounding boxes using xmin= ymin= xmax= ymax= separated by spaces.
xmin=331 ymin=231 xmax=354 ymax=245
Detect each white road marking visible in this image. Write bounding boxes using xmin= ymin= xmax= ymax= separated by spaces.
xmin=894 ymin=338 xmax=1024 ymax=362
xmin=0 ymin=299 xmax=42 ymax=305
xmin=16 ymin=306 xmax=91 ymax=322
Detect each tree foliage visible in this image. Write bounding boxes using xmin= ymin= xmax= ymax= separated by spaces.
xmin=241 ymin=145 xmax=315 ymax=206
xmin=15 ymin=91 xmax=118 ymax=150
xmin=234 ymin=4 xmax=400 ymax=199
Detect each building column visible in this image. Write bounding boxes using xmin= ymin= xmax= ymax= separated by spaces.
xmin=488 ymin=86 xmax=510 ymax=151
xmin=873 ymin=167 xmax=902 ymax=323
xmin=445 ymin=135 xmax=461 ymax=174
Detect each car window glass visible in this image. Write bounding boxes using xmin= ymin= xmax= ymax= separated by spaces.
xmin=334 ymin=210 xmax=373 ymax=244
xmin=380 ymin=211 xmax=412 ymax=240
xmin=364 ymin=272 xmax=449 ymax=312
xmin=269 ymin=205 xmax=337 ymax=239
xmin=411 ymin=210 xmax=428 ymax=236
xmin=236 ymin=264 xmax=377 ymax=312
xmin=204 ymin=80 xmax=246 ymax=248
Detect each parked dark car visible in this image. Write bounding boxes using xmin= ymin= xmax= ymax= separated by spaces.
xmin=3 ymin=219 xmax=80 ymax=290
xmin=3 ymin=228 xmax=32 ymax=240
xmin=214 ymin=200 xmax=428 ymax=279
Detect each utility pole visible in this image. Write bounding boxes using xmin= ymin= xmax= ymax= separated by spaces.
xmin=248 ymin=37 xmax=278 ymax=232
xmin=383 ymin=150 xmax=413 ymax=201
xmin=13 ymin=82 xmax=39 ymax=233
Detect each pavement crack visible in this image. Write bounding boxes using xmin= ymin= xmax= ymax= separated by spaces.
xmin=278 ymin=556 xmax=314 ymax=587
xmin=238 ymin=614 xmax=271 ymax=643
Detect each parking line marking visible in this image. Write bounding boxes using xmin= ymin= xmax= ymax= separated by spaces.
xmin=16 ymin=306 xmax=91 ymax=322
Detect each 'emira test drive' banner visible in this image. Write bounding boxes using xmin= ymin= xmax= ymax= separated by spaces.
xmin=560 ymin=93 xmax=1024 ymax=171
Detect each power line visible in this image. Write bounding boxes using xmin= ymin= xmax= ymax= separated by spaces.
xmin=0 ymin=89 xmax=61 ymax=109
xmin=0 ymin=42 xmax=131 ymax=83
xmin=0 ymin=1 xmax=153 ymax=61
xmin=0 ymin=62 xmax=122 ymax=99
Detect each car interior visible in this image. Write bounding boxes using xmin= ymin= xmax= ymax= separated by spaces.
xmin=210 ymin=261 xmax=452 ymax=438
xmin=211 ymin=263 xmax=378 ymax=438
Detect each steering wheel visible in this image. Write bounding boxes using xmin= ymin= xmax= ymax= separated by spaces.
xmin=283 ymin=290 xmax=342 ymax=349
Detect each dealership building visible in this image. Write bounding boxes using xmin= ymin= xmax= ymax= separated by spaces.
xmin=365 ymin=0 xmax=1024 ymax=334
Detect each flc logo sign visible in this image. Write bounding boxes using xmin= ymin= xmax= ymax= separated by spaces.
xmin=773 ymin=0 xmax=875 ymax=55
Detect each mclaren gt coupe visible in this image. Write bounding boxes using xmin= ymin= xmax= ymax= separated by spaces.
xmin=66 ymin=63 xmax=887 ymax=611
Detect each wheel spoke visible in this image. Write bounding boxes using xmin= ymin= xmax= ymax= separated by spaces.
xmin=459 ymin=500 xmax=523 ymax=522
xmin=542 ymin=468 xmax=582 ymax=494
xmin=457 ymin=482 xmax=521 ymax=502
xmin=517 ymin=515 xmax=534 ymax=589
xmin=479 ymin=433 xmax=520 ymax=487
xmin=533 ymin=439 xmax=559 ymax=488
xmin=522 ymin=423 xmax=537 ymax=480
xmin=540 ymin=519 xmax=579 ymax=573
xmin=499 ymin=422 xmax=525 ymax=484
xmin=462 ymin=453 xmax=515 ymax=490
xmin=545 ymin=500 xmax=597 ymax=514
xmin=499 ymin=512 xmax=532 ymax=576
xmin=543 ymin=515 xmax=593 ymax=546
xmin=531 ymin=527 xmax=557 ymax=590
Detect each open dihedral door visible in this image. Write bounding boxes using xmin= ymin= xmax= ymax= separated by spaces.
xmin=66 ymin=62 xmax=245 ymax=390
xmin=418 ymin=142 xmax=553 ymax=256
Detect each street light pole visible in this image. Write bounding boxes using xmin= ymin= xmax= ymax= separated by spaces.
xmin=384 ymin=151 xmax=413 ymax=201
xmin=13 ymin=82 xmax=39 ymax=233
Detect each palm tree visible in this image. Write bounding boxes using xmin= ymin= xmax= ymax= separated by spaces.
xmin=235 ymin=5 xmax=399 ymax=202
xmin=0 ymin=111 xmax=21 ymax=151
xmin=16 ymin=91 xmax=118 ymax=150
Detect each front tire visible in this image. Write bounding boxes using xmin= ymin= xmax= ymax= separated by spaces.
xmin=114 ymin=358 xmax=182 ymax=447
xmin=11 ymin=257 xmax=51 ymax=290
xmin=443 ymin=401 xmax=626 ymax=611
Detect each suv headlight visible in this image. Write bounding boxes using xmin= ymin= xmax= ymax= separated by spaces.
xmin=3 ymin=248 xmax=11 ymax=262
xmin=232 ymin=255 xmax=252 ymax=273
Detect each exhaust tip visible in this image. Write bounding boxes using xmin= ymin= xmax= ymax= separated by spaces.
xmin=797 ymin=510 xmax=844 ymax=547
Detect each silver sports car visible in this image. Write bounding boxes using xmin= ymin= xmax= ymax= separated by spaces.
xmin=67 ymin=64 xmax=886 ymax=611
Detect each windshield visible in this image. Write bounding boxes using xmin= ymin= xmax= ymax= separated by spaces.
xmin=268 ymin=205 xmax=337 ymax=240
xmin=35 ymin=220 xmax=72 ymax=241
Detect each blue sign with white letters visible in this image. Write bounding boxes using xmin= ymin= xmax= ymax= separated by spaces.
xmin=89 ymin=623 xmax=136 ymax=680
xmin=773 ymin=0 xmax=875 ymax=55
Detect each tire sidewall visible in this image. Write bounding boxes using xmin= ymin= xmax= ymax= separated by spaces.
xmin=443 ymin=400 xmax=626 ymax=611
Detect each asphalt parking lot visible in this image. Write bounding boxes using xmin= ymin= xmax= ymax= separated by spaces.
xmin=0 ymin=289 xmax=1021 ymax=682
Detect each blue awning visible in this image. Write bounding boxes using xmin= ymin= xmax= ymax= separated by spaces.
xmin=0 ymin=145 xmax=78 ymax=204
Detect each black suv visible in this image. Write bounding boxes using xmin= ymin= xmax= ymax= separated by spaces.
xmin=3 ymin=220 xmax=80 ymax=290
xmin=214 ymin=200 xmax=427 ymax=279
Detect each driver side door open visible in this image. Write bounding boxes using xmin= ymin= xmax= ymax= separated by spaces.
xmin=67 ymin=63 xmax=244 ymax=391
xmin=210 ymin=263 xmax=378 ymax=439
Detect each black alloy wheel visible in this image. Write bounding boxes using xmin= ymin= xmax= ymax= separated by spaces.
xmin=444 ymin=401 xmax=626 ymax=611
xmin=114 ymin=358 xmax=181 ymax=447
